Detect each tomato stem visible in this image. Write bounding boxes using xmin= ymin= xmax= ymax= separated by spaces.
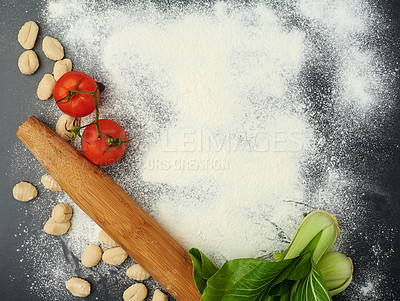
xmin=92 ymin=87 xmax=101 ymax=139
xmin=102 ymin=135 xmax=130 ymax=155
xmin=57 ymin=77 xmax=100 ymax=142
xmin=56 ymin=77 xmax=87 ymax=104
xmin=65 ymin=117 xmax=90 ymax=143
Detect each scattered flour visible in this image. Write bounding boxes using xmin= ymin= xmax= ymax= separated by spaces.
xmin=9 ymin=0 xmax=398 ymax=300
xmin=361 ymin=281 xmax=374 ymax=296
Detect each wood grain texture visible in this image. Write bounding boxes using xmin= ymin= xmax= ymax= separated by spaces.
xmin=16 ymin=116 xmax=201 ymax=301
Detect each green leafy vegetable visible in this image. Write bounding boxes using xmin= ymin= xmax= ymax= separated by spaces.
xmin=264 ymin=293 xmax=290 ymax=301
xmin=290 ymin=261 xmax=331 ymax=301
xmin=190 ymin=211 xmax=353 ymax=300
xmin=189 ymin=248 xmax=219 ymax=294
xmin=200 ymin=256 xmax=298 ymax=301
xmin=317 ymin=252 xmax=353 ymax=296
xmin=274 ymin=211 xmax=339 ymax=263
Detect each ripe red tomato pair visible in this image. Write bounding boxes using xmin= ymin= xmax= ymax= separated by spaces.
xmin=54 ymin=71 xmax=127 ymax=166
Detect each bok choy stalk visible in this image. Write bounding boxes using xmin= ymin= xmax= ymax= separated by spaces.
xmin=189 ymin=210 xmax=353 ymax=300
xmin=317 ymin=252 xmax=354 ymax=296
xmin=273 ymin=211 xmax=339 ymax=263
xmin=274 ymin=211 xmax=341 ymax=301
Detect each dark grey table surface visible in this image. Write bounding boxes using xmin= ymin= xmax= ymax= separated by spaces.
xmin=0 ymin=2 xmax=142 ymax=300
xmin=1 ymin=1 xmax=59 ymax=300
xmin=1 ymin=0 xmax=400 ymax=301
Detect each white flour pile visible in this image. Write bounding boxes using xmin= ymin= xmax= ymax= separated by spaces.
xmin=10 ymin=0 xmax=398 ymax=300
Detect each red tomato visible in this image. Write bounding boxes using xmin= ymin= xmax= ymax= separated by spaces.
xmin=54 ymin=71 xmax=100 ymax=117
xmin=81 ymin=119 xmax=127 ymax=166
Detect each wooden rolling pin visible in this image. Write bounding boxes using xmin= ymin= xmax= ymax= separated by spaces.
xmin=16 ymin=116 xmax=201 ymax=301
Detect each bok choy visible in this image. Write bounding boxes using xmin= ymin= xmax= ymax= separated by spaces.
xmin=189 ymin=210 xmax=353 ymax=300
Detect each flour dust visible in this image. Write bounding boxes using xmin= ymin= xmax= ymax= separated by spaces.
xmin=9 ymin=0 xmax=398 ymax=300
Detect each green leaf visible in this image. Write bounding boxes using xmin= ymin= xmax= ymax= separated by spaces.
xmin=268 ymin=279 xmax=296 ymax=296
xmin=273 ymin=211 xmax=339 ymax=263
xmin=200 ymin=257 xmax=296 ymax=301
xmin=286 ymin=251 xmax=312 ymax=280
xmin=189 ymin=248 xmax=219 ymax=294
xmin=268 ymin=256 xmax=301 ymax=295
xmin=273 ymin=250 xmax=286 ymax=261
xmin=264 ymin=293 xmax=292 ymax=301
xmin=190 ymin=211 xmax=346 ymax=301
xmin=264 ymin=296 xmax=283 ymax=301
xmin=290 ymin=261 xmax=332 ymax=301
